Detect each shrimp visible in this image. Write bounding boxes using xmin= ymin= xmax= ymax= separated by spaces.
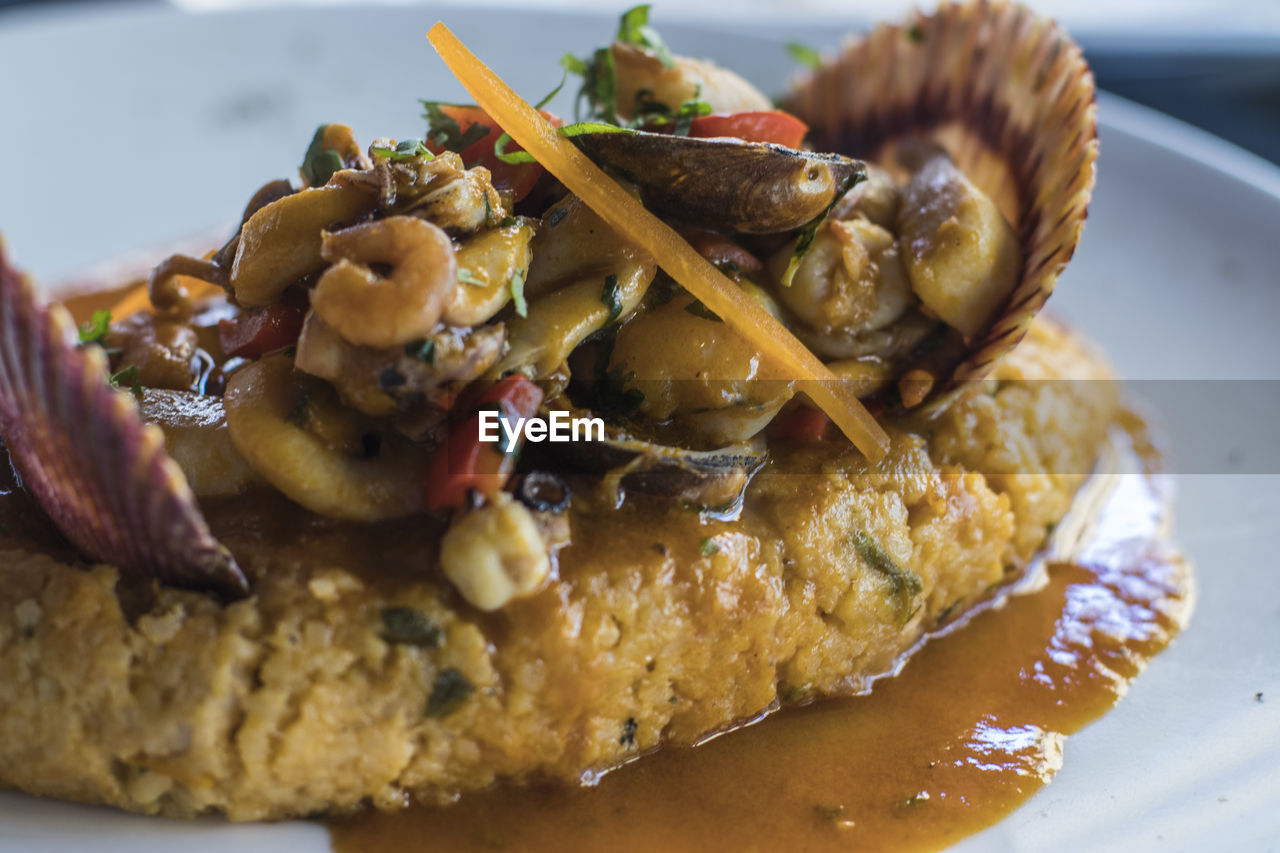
xmin=310 ymin=215 xmax=458 ymax=349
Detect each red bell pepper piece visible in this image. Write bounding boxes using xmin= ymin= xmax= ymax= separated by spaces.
xmin=688 ymin=110 xmax=809 ymax=149
xmin=423 ymin=375 xmax=544 ymax=511
xmin=218 ymin=303 xmax=307 ymax=359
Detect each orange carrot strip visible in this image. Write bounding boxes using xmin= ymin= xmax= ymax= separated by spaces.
xmin=427 ymin=23 xmax=889 ymax=461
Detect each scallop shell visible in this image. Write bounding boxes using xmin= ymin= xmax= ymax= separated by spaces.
xmin=0 ymin=242 xmax=248 ymax=597
xmin=785 ymin=0 xmax=1098 ymax=397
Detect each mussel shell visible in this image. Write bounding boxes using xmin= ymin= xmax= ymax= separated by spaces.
xmin=0 ymin=244 xmax=247 ymax=597
xmin=570 ymin=130 xmax=865 ymax=234
xmin=785 ymin=0 xmax=1098 ymax=396
xmin=555 ymin=433 xmax=766 ymax=508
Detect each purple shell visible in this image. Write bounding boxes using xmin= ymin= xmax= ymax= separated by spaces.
xmin=0 ymin=243 xmax=247 ymax=597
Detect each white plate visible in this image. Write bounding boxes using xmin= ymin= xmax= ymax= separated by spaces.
xmin=0 ymin=5 xmax=1277 ymax=852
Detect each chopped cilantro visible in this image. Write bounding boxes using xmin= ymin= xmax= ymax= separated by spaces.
xmin=620 ymin=716 xmax=639 ymax=748
xmin=287 ymin=388 xmax=312 ymax=427
xmin=301 ymin=125 xmax=344 ymax=187
xmin=420 ymin=101 xmax=490 ymax=155
xmin=597 ymin=362 xmax=645 ymax=417
xmin=509 ymin=270 xmax=528 ymax=318
xmin=405 ymin=338 xmax=436 ymax=365
xmin=640 ymin=94 xmax=712 ymax=136
xmin=426 ymin=668 xmax=474 ymax=718
xmin=370 ymin=138 xmax=433 ymax=162
xmin=684 ymin=298 xmax=721 ymax=322
xmin=601 ymin=273 xmax=622 ymax=321
xmin=781 ymin=166 xmax=866 ymax=287
xmin=457 ymin=267 xmax=485 ymax=286
xmin=787 ymin=42 xmax=823 ymax=70
xmin=380 ymin=607 xmax=443 ymax=647
xmin=699 ymin=537 xmax=720 ymax=556
xmin=108 ymin=364 xmax=144 ymax=400
xmin=615 ymin=5 xmax=673 ymax=68
xmin=77 ymin=309 xmax=111 ymax=344
xmin=852 ymin=531 xmax=923 ymax=627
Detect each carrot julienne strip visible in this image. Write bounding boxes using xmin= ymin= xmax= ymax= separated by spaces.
xmin=427 ymin=23 xmax=889 ymax=461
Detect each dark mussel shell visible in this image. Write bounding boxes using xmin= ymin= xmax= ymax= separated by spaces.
xmin=570 ymin=130 xmax=865 ymax=234
xmin=0 ymin=243 xmax=247 ymax=597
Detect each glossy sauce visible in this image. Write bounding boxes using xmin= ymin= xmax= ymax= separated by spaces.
xmin=329 ymin=428 xmax=1192 ymax=852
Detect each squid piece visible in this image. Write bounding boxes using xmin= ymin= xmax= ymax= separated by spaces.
xmin=223 ymin=355 xmax=428 ymax=522
xmin=607 ymin=294 xmax=793 ymax=445
xmin=230 ymin=183 xmax=379 ymax=307
xmin=310 ymin=216 xmax=458 ymax=349
xmin=489 ymin=195 xmax=656 ymax=380
xmin=443 ymin=218 xmax=535 ymax=326
xmin=897 ymin=149 xmax=1021 ymax=339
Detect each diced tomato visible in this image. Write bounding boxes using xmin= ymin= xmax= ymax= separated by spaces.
xmin=423 ymin=376 xmax=545 ymax=511
xmin=688 ymin=110 xmax=809 ymax=149
xmin=218 ymin=303 xmax=306 ymax=359
xmin=770 ymin=405 xmax=831 ymax=442
xmin=682 ymin=229 xmax=765 ymax=277
xmin=425 ymin=105 xmax=562 ymax=203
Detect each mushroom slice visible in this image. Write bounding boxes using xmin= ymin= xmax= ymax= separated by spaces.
xmin=569 ymin=130 xmax=865 ymax=234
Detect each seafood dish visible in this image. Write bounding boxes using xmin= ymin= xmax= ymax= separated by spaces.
xmin=0 ymin=2 xmax=1188 ymax=847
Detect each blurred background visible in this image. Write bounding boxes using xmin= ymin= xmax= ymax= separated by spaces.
xmin=2 ymin=0 xmax=1278 ymax=164
xmin=2 ymin=0 xmax=1278 ymax=283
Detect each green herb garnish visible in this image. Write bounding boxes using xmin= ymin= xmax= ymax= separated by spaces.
xmin=426 ymin=668 xmax=474 ymax=718
xmin=852 ymin=531 xmax=923 ymax=627
xmin=787 ymin=42 xmax=823 ymax=70
xmin=639 ymin=93 xmax=713 ymax=136
xmin=494 ymin=120 xmax=633 ymax=165
xmin=421 ymin=101 xmax=490 ymax=155
xmin=616 ymin=5 xmax=673 ymax=67
xmin=380 ymin=607 xmax=443 ymax=647
xmin=601 ymin=273 xmax=622 ymax=321
xmin=405 ymin=339 xmax=436 ymax=365
xmin=597 ymin=362 xmax=645 ymax=417
xmin=301 ymin=125 xmax=344 ymax=187
xmin=700 ymin=537 xmax=720 ymax=556
xmin=620 ymin=716 xmax=639 ymax=748
xmin=370 ymin=138 xmax=433 ymax=162
xmin=77 ymin=309 xmax=111 ymax=344
xmin=684 ymin=298 xmax=721 ymax=322
xmin=906 ymin=23 xmax=926 ymax=43
xmin=780 ymin=166 xmax=866 ymax=287
xmin=547 ymin=205 xmax=568 ymax=227
xmin=457 ymin=267 xmax=485 ymax=286
xmin=509 ymin=270 xmax=528 ymax=318
xmin=108 ymin=364 xmax=144 ymax=400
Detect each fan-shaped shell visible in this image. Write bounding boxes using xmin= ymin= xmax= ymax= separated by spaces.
xmin=0 ymin=242 xmax=247 ymax=597
xmin=785 ymin=0 xmax=1098 ymax=397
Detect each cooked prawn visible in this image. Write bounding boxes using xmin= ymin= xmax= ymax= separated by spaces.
xmin=310 ymin=215 xmax=458 ymax=349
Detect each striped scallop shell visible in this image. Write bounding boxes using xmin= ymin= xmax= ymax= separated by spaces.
xmin=0 ymin=243 xmax=247 ymax=597
xmin=785 ymin=0 xmax=1098 ymax=395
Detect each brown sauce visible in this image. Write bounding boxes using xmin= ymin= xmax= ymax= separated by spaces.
xmin=329 ymin=430 xmax=1192 ymax=852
